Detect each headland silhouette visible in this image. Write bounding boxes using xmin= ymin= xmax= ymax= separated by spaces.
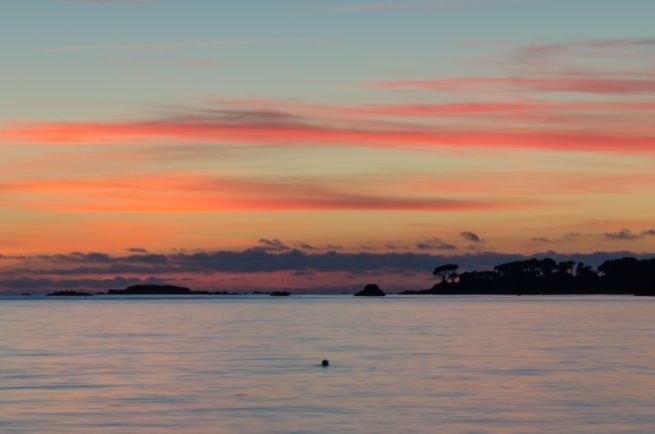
xmin=401 ymin=256 xmax=655 ymax=295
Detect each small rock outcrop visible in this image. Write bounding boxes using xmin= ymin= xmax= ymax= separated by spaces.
xmin=354 ymin=283 xmax=386 ymax=297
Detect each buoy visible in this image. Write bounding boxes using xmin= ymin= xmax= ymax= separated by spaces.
xmin=322 ymin=359 xmax=329 ymax=366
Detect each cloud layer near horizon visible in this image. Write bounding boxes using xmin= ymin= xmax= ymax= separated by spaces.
xmin=2 ymin=246 xmax=654 ymax=292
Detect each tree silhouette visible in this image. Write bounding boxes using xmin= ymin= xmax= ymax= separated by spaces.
xmin=433 ymin=264 xmax=459 ymax=283
xmin=401 ymin=256 xmax=654 ymax=295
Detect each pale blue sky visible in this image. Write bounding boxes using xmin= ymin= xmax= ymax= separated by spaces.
xmin=4 ymin=0 xmax=655 ymax=120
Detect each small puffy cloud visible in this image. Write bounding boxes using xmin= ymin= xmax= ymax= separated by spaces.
xmin=257 ymin=238 xmax=290 ymax=252
xmin=68 ymin=252 xmax=111 ymax=262
xmin=459 ymin=231 xmax=484 ymax=243
xmin=603 ymin=229 xmax=640 ymax=240
xmin=562 ymin=232 xmax=593 ymax=240
xmin=642 ymin=229 xmax=655 ymax=236
xmin=417 ymin=242 xmax=457 ymax=251
xmin=531 ymin=237 xmax=551 ymax=243
xmin=127 ymin=247 xmax=149 ymax=253
xmin=416 ymin=237 xmax=457 ymax=251
xmin=125 ymin=254 xmax=168 ymax=264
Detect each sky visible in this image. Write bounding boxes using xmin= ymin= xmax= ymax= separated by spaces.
xmin=1 ymin=0 xmax=655 ymax=293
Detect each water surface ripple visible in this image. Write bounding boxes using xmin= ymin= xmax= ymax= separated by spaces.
xmin=2 ymin=295 xmax=654 ymax=433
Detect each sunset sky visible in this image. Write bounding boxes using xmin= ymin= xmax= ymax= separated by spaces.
xmin=2 ymin=0 xmax=655 ymax=293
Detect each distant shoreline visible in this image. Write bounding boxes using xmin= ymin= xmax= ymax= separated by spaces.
xmin=25 ymin=255 xmax=655 ymax=298
xmin=401 ymin=256 xmax=655 ymax=297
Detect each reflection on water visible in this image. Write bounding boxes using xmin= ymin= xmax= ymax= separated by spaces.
xmin=2 ymin=295 xmax=655 ymax=433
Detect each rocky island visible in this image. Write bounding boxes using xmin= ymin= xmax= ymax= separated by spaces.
xmin=106 ymin=284 xmax=229 ymax=295
xmin=107 ymin=284 xmax=193 ymax=295
xmin=354 ymin=283 xmax=386 ymax=297
xmin=47 ymin=290 xmax=93 ymax=296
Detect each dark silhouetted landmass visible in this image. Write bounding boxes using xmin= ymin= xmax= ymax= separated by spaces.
xmin=47 ymin=290 xmax=93 ymax=296
xmin=354 ymin=283 xmax=386 ymax=297
xmin=401 ymin=257 xmax=655 ymax=295
xmin=270 ymin=291 xmax=291 ymax=296
xmin=108 ymin=284 xmax=192 ymax=295
xmin=106 ymin=284 xmax=236 ymax=295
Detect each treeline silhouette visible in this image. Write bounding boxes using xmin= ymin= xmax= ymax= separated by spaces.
xmin=401 ymin=257 xmax=655 ymax=295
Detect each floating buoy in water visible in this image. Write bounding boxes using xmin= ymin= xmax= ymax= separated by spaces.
xmin=322 ymin=359 xmax=329 ymax=367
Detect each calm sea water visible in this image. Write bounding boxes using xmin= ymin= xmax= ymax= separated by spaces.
xmin=2 ymin=295 xmax=655 ymax=433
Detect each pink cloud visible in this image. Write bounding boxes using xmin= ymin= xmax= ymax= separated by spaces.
xmin=200 ymin=95 xmax=655 ymax=118
xmin=371 ymin=77 xmax=655 ymax=95
xmin=518 ymin=39 xmax=655 ymax=61
xmin=383 ymin=38 xmax=655 ymax=99
xmin=195 ymin=97 xmax=655 ymax=138
xmin=3 ymin=113 xmax=653 ymax=154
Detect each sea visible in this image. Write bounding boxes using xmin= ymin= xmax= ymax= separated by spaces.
xmin=1 ymin=294 xmax=654 ymax=433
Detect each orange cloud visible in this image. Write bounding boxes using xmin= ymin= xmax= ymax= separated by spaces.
xmin=0 ymin=174 xmax=512 ymax=213
xmin=3 ymin=115 xmax=654 ymax=154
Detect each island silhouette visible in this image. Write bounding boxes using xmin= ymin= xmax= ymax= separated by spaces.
xmin=44 ymin=256 xmax=655 ymax=297
xmin=401 ymin=256 xmax=655 ymax=296
xmin=47 ymin=290 xmax=94 ymax=297
xmin=354 ymin=283 xmax=386 ymax=297
xmin=107 ymin=284 xmax=196 ymax=295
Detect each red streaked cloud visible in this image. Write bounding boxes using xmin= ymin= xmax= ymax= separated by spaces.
xmin=0 ymin=174 xmax=511 ymax=213
xmin=371 ymin=77 xmax=655 ymax=95
xmin=516 ymin=39 xmax=655 ymax=64
xmin=202 ymin=96 xmax=655 ymax=118
xmin=371 ymin=37 xmax=655 ymax=98
xmin=2 ymin=114 xmax=653 ymax=154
